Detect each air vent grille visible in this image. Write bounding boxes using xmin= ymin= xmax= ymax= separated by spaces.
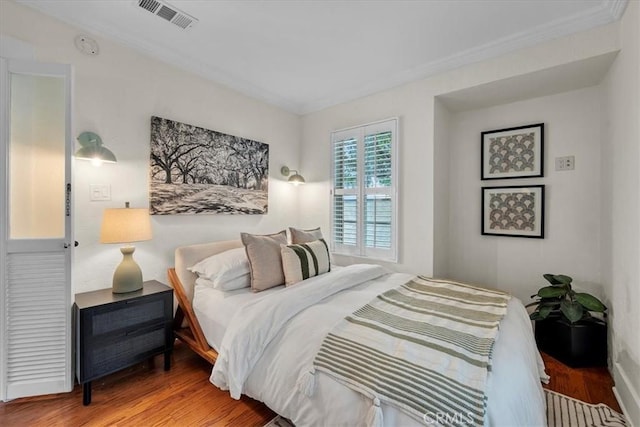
xmin=139 ymin=0 xmax=160 ymax=14
xmin=172 ymin=14 xmax=193 ymax=30
xmin=157 ymin=5 xmax=177 ymax=22
xmin=136 ymin=0 xmax=197 ymax=30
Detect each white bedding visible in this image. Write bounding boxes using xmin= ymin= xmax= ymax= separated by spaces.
xmin=205 ymin=265 xmax=548 ymax=426
xmin=192 ymin=278 xmax=282 ymax=351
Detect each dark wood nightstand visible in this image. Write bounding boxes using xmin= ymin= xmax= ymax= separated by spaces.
xmin=74 ymin=280 xmax=173 ymax=405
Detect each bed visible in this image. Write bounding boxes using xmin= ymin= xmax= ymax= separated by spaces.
xmin=169 ymin=240 xmax=549 ymax=426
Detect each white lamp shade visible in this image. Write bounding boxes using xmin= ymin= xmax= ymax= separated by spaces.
xmin=100 ymin=208 xmax=152 ymax=244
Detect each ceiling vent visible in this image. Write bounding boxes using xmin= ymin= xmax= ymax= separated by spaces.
xmin=136 ymin=0 xmax=198 ymax=30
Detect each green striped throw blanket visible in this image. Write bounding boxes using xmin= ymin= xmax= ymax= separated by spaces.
xmin=312 ymin=276 xmax=510 ymax=427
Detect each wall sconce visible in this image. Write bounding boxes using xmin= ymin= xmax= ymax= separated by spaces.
xmin=100 ymin=202 xmax=152 ymax=294
xmin=75 ymin=131 xmax=117 ymax=167
xmin=281 ymin=166 xmax=305 ymax=186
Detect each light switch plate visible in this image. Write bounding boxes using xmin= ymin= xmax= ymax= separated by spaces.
xmin=90 ymin=184 xmax=111 ymax=201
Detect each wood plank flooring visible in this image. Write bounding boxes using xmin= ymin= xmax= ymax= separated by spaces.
xmin=541 ymin=352 xmax=622 ymax=413
xmin=0 ymin=342 xmax=274 ymax=427
xmin=1 ymin=342 xmax=623 ymax=426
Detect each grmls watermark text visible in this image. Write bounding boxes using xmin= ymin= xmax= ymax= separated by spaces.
xmin=423 ymin=411 xmax=474 ymax=425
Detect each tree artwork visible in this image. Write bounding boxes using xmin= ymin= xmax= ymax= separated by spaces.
xmin=149 ymin=116 xmax=269 ymax=215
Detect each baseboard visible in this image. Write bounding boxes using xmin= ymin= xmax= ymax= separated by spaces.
xmin=613 ymin=362 xmax=640 ymax=427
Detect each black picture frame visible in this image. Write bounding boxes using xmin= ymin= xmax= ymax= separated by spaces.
xmin=482 ymin=185 xmax=545 ymax=238
xmin=481 ymin=123 xmax=544 ymax=180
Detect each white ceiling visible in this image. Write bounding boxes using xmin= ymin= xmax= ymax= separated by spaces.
xmin=18 ymin=0 xmax=627 ymax=114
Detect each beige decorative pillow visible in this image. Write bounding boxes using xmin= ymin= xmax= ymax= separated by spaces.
xmin=241 ymin=230 xmax=288 ymax=292
xmin=289 ymin=226 xmax=323 ymax=244
xmin=281 ymin=239 xmax=331 ymax=286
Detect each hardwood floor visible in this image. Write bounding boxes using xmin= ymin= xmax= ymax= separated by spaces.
xmin=541 ymin=352 xmax=622 ymax=413
xmin=0 ymin=341 xmax=275 ymax=427
xmin=1 ymin=343 xmax=623 ymax=426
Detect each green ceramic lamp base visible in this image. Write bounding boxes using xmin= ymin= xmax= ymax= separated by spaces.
xmin=112 ymin=246 xmax=143 ymax=294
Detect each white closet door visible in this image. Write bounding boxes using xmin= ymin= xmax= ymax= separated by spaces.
xmin=0 ymin=57 xmax=73 ymax=400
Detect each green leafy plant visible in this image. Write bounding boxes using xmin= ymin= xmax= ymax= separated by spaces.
xmin=528 ymin=274 xmax=606 ymax=323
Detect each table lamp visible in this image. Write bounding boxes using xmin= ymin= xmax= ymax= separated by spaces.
xmin=100 ymin=202 xmax=153 ymax=293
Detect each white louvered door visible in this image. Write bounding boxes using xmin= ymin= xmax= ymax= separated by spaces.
xmin=0 ymin=58 xmax=73 ymax=401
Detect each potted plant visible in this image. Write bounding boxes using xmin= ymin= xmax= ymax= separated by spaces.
xmin=528 ymin=274 xmax=607 ymax=367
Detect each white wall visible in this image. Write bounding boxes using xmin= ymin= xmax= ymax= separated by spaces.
xmin=300 ymin=81 xmax=434 ymax=273
xmin=445 ymin=87 xmax=604 ymax=303
xmin=0 ymin=1 xmax=302 ymax=293
xmin=299 ymin=14 xmax=638 ymax=421
xmin=300 ymin=21 xmax=619 ymax=276
xmin=433 ymin=99 xmax=451 ymax=277
xmin=602 ymin=1 xmax=640 ymax=423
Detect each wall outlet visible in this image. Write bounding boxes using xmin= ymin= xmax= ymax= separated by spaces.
xmin=555 ymin=156 xmax=575 ymax=171
xmin=90 ymin=184 xmax=111 ymax=201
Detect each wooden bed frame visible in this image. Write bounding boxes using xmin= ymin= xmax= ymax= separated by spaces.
xmin=166 ymin=239 xmax=244 ymax=365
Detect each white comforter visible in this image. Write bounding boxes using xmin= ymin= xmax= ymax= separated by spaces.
xmin=211 ymin=265 xmax=548 ymax=426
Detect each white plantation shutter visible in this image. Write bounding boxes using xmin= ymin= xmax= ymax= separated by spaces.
xmin=364 ymin=129 xmax=393 ymax=258
xmin=331 ymin=118 xmax=397 ymax=261
xmin=332 ymin=134 xmax=359 ymax=255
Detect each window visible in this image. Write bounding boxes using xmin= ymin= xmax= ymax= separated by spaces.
xmin=331 ymin=118 xmax=398 ymax=261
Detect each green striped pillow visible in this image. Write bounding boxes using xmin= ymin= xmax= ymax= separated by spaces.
xmin=281 ymin=239 xmax=331 ymax=286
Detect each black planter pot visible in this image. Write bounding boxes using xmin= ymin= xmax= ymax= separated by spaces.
xmin=534 ymin=315 xmax=607 ymax=368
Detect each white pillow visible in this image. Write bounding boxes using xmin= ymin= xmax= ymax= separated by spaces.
xmin=195 ymin=273 xmax=251 ymax=291
xmin=188 ymin=247 xmax=250 ymax=289
xmin=195 ymin=277 xmax=217 ymax=288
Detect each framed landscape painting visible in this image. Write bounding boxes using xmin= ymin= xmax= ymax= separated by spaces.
xmin=149 ymin=116 xmax=269 ymax=215
xmin=482 ymin=185 xmax=545 ymax=238
xmin=481 ymin=123 xmax=544 ymax=180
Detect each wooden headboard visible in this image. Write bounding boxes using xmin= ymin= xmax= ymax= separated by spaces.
xmin=168 ymin=239 xmax=243 ymax=364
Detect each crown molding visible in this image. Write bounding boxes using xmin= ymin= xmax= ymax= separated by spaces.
xmin=299 ymin=0 xmax=628 ymax=114
xmin=607 ymin=0 xmax=629 ymax=20
xmin=18 ymin=0 xmax=628 ymax=115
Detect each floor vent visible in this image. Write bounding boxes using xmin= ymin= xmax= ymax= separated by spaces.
xmin=136 ymin=0 xmax=198 ymax=30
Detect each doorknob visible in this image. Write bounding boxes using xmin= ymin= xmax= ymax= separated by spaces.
xmin=64 ymin=241 xmax=79 ymax=248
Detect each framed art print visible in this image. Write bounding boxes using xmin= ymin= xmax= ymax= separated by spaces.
xmin=481 ymin=123 xmax=544 ymax=180
xmin=482 ymin=185 xmax=545 ymax=238
xmin=149 ymin=116 xmax=269 ymax=215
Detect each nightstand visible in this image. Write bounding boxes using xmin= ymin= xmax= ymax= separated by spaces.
xmin=74 ymin=280 xmax=173 ymax=405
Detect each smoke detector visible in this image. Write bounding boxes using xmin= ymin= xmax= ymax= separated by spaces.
xmin=74 ymin=35 xmax=99 ymax=56
xmin=136 ymin=0 xmax=198 ymax=30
